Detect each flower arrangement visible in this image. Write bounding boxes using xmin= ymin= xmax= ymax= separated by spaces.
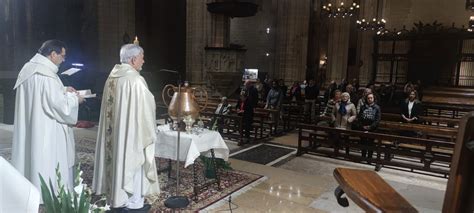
xmin=39 ymin=163 xmax=109 ymax=213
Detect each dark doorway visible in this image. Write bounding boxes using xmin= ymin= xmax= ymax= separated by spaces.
xmin=408 ymin=39 xmax=458 ymax=86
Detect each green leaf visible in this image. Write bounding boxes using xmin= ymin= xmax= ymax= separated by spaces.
xmin=60 ymin=190 xmax=70 ymax=213
xmin=49 ymin=179 xmax=61 ymax=212
xmin=73 ymin=189 xmax=79 ymax=212
xmin=39 ymin=175 xmax=56 ymax=213
xmin=78 ymin=189 xmax=87 ymax=213
xmin=84 ymin=201 xmax=91 ymax=213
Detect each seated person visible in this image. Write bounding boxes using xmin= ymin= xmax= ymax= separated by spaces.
xmin=400 ymin=90 xmax=423 ymax=124
xmin=210 ymin=97 xmax=231 ymax=132
xmin=332 ymin=92 xmax=357 ymax=130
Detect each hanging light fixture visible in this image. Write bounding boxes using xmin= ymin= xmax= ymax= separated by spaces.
xmin=356 ymin=18 xmax=386 ymax=31
xmin=468 ymin=16 xmax=474 ymax=32
xmin=321 ymin=1 xmax=360 ymax=18
xmin=356 ymin=0 xmax=386 ymax=31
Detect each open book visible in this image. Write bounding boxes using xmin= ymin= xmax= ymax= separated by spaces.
xmin=77 ymin=89 xmax=96 ymax=98
xmin=62 ymin=68 xmax=81 ymax=76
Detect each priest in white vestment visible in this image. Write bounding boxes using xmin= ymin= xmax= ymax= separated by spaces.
xmin=12 ymin=40 xmax=83 ymax=193
xmin=92 ymin=44 xmax=160 ymax=210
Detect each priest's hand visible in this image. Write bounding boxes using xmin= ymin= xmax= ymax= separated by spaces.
xmin=77 ymin=95 xmax=85 ymax=104
xmin=66 ymin=86 xmax=77 ymax=93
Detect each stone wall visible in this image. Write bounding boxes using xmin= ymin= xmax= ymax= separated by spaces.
xmin=186 ymin=0 xmax=214 ymax=83
xmin=228 ymin=0 xmax=310 ymax=84
xmin=230 ymin=0 xmax=275 ymax=79
xmin=385 ymin=0 xmax=471 ymax=31
xmin=97 ymin=0 xmax=135 ymax=73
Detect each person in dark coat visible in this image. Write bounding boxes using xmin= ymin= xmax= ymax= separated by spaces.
xmin=400 ymin=90 xmax=423 ymax=124
xmin=236 ymin=92 xmax=254 ymax=145
xmin=356 ymin=93 xmax=381 ymax=161
xmin=289 ymin=81 xmax=302 ymax=102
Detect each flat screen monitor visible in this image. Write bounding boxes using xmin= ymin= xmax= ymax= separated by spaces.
xmin=243 ymin=68 xmax=258 ymax=81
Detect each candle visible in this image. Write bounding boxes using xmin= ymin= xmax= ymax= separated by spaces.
xmin=133 ymin=36 xmax=139 ymax=45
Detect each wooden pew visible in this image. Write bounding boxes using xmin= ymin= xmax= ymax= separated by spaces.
xmin=382 ymin=113 xmax=460 ymax=127
xmin=201 ymin=103 xmax=278 ymax=142
xmin=332 ymin=112 xmax=474 ymax=213
xmin=421 ymin=87 xmax=474 ymax=119
xmin=254 ymin=108 xmax=279 ymax=136
xmin=378 ymin=121 xmax=457 ymax=142
xmin=333 ymin=168 xmax=417 ymax=212
xmin=297 ymin=124 xmax=454 ymax=176
xmin=443 ymin=111 xmax=474 ymax=212
xmin=200 ymin=111 xmax=243 ymax=143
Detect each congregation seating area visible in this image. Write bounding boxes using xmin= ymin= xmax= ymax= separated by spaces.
xmin=196 ymin=86 xmax=471 ymax=178
xmin=158 ymin=83 xmax=471 ymax=181
xmin=297 ymin=124 xmax=454 ymax=176
xmin=332 ymin=112 xmax=474 ymax=212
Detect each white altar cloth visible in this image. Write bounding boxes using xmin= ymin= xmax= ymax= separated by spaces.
xmin=155 ymin=125 xmax=229 ymax=168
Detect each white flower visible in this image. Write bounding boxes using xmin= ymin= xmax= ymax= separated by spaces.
xmin=74 ymin=184 xmax=84 ymax=195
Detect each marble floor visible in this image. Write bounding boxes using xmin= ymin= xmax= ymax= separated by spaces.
xmin=0 ymin=123 xmax=447 ymax=212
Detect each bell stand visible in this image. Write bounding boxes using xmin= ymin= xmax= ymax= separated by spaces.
xmin=160 ymin=69 xmax=190 ymax=208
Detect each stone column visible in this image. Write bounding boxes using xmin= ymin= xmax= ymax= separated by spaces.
xmin=273 ymin=0 xmax=310 ymax=84
xmin=187 ymin=0 xmax=210 ymax=83
xmin=97 ymin=0 xmax=135 ymax=73
xmin=325 ymin=0 xmax=352 ymax=84
xmin=186 ymin=0 xmax=231 ymax=84
xmin=0 ymin=0 xmax=26 ymax=124
xmin=356 ymin=0 xmax=380 ymax=86
xmin=208 ymin=13 xmax=230 ymax=48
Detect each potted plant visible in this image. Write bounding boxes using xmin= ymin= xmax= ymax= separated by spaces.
xmin=39 ymin=163 xmax=109 ymax=213
xmin=199 ymin=156 xmax=232 ymax=179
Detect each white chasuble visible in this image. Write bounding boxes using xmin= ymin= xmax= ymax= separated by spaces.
xmin=0 ymin=157 xmax=40 ymax=212
xmin=12 ymin=53 xmax=79 ymax=193
xmin=92 ymin=64 xmax=160 ymax=207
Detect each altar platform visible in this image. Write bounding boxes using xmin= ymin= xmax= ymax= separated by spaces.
xmin=0 ymin=123 xmax=446 ymax=212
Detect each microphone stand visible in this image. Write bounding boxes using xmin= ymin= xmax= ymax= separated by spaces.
xmin=162 ymin=70 xmax=190 ymax=208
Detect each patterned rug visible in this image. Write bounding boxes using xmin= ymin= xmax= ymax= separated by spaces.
xmin=79 ymin=137 xmax=265 ymax=212
xmin=1 ymin=136 xmax=264 ymax=212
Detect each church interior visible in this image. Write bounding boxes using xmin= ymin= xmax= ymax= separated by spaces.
xmin=1 ymin=0 xmax=474 ymax=212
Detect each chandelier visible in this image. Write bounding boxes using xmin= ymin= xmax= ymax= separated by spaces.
xmin=321 ymin=1 xmax=360 ymax=18
xmin=356 ymin=18 xmax=386 ymax=31
xmin=469 ymin=16 xmax=474 ymax=32
xmin=356 ymin=0 xmax=386 ymax=31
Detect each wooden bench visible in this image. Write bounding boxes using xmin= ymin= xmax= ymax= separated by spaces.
xmin=254 ymin=108 xmax=279 ymax=136
xmin=378 ymin=120 xmax=458 ymax=142
xmin=297 ymin=124 xmax=454 ymax=176
xmin=333 ymin=112 xmax=474 ymax=212
xmin=200 ymin=111 xmax=243 ymax=143
xmin=201 ymin=104 xmax=278 ymax=142
xmin=382 ymin=112 xmax=460 ymax=127
xmin=333 ymin=168 xmax=417 ymax=212
xmin=421 ymin=88 xmax=474 ymax=118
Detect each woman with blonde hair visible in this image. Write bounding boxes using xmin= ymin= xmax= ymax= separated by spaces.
xmin=332 ymin=92 xmax=357 ymax=129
